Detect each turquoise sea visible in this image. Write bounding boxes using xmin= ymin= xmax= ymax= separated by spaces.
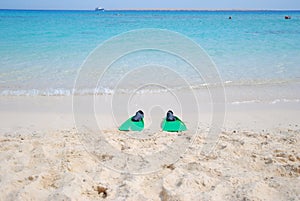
xmin=0 ymin=10 xmax=300 ymax=102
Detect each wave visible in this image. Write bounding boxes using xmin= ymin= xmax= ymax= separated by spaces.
xmin=1 ymin=88 xmax=299 ymax=106
xmin=231 ymin=99 xmax=300 ymax=105
xmin=191 ymin=78 xmax=300 ymax=89
xmin=0 ymin=87 xmax=180 ymax=96
xmin=0 ymin=88 xmax=74 ymax=96
xmin=1 ymin=78 xmax=299 ymax=96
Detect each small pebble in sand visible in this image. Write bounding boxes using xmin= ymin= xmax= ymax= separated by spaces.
xmin=288 ymin=155 xmax=296 ymax=162
xmin=96 ymin=186 xmax=108 ymax=198
xmin=264 ymin=157 xmax=273 ymax=164
xmin=164 ymin=164 xmax=175 ymax=170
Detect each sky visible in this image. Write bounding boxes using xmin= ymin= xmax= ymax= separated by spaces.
xmin=0 ymin=0 xmax=300 ymax=10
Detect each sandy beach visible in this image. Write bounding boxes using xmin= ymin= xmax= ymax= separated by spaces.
xmin=0 ymin=94 xmax=299 ymax=200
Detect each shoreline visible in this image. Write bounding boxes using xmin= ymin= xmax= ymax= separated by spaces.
xmin=1 ymin=81 xmax=299 ymax=105
xmin=1 ymin=94 xmax=299 ymax=133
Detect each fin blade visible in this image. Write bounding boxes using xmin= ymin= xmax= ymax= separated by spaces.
xmin=162 ymin=118 xmax=187 ymax=132
xmin=119 ymin=118 xmax=144 ymax=131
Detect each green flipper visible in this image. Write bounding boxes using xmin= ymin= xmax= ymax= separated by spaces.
xmin=162 ymin=117 xmax=187 ymax=132
xmin=119 ymin=117 xmax=144 ymax=131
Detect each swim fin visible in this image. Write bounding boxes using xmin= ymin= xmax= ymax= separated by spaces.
xmin=119 ymin=110 xmax=144 ymax=131
xmin=162 ymin=111 xmax=187 ymax=132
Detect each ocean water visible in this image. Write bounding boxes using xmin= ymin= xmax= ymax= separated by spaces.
xmin=0 ymin=10 xmax=300 ymax=103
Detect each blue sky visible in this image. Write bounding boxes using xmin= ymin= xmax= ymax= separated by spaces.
xmin=0 ymin=0 xmax=300 ymax=10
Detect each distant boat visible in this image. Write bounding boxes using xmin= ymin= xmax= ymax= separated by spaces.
xmin=95 ymin=7 xmax=104 ymax=11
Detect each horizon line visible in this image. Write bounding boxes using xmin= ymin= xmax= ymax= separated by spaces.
xmin=1 ymin=8 xmax=300 ymax=11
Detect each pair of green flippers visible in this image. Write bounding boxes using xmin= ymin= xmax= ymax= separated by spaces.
xmin=119 ymin=110 xmax=187 ymax=132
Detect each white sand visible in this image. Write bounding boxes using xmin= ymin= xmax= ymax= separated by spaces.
xmin=0 ymin=95 xmax=299 ymax=200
